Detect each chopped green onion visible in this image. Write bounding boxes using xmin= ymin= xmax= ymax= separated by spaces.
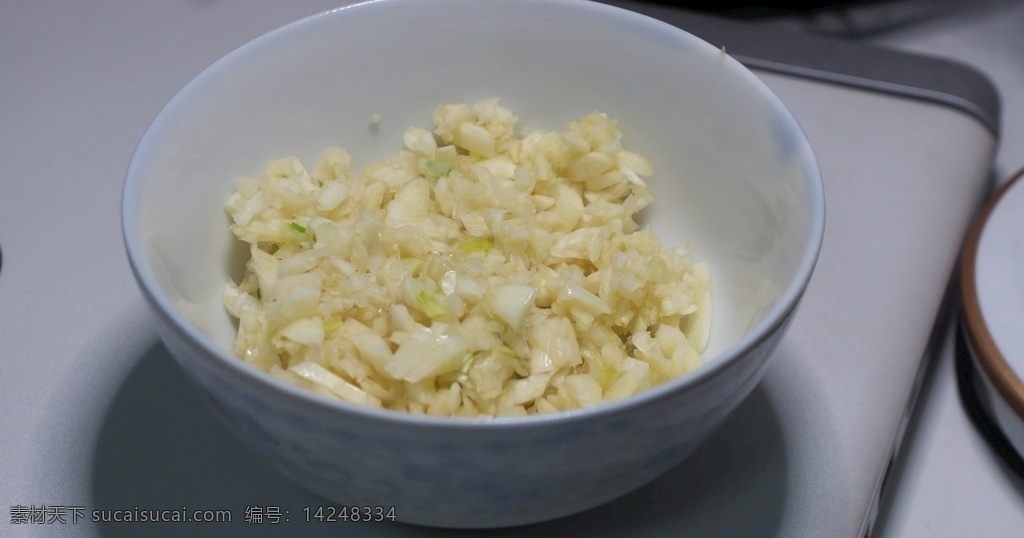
xmin=416 ymin=291 xmax=447 ymax=318
xmin=255 ymin=287 xmax=262 ymax=300
xmin=323 ymin=316 xmax=343 ymax=336
xmin=439 ymin=353 xmax=476 ymax=385
xmin=425 ymin=160 xmax=454 ymax=177
xmin=462 ymin=353 xmax=476 ymax=369
xmin=288 ymin=221 xmax=307 ymax=234
xmin=459 ymin=237 xmax=493 ymax=254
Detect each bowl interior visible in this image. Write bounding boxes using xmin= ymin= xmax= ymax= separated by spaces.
xmin=124 ymin=0 xmax=822 ymax=389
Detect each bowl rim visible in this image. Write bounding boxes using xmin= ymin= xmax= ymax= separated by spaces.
xmin=960 ymin=166 xmax=1024 ymax=422
xmin=121 ymin=0 xmax=826 ymax=429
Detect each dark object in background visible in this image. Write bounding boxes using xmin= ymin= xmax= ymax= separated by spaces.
xmin=629 ymin=0 xmax=892 ymax=17
xmin=611 ymin=0 xmax=966 ymax=38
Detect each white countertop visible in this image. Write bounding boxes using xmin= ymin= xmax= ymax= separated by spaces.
xmin=2 ymin=1 xmax=1022 ymax=536
xmin=863 ymin=2 xmax=1024 ymax=535
xmin=737 ymin=1 xmax=1024 ymax=533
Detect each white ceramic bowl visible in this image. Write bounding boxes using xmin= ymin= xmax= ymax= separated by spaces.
xmin=960 ymin=167 xmax=1024 ymax=464
xmin=122 ymin=0 xmax=824 ymax=528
